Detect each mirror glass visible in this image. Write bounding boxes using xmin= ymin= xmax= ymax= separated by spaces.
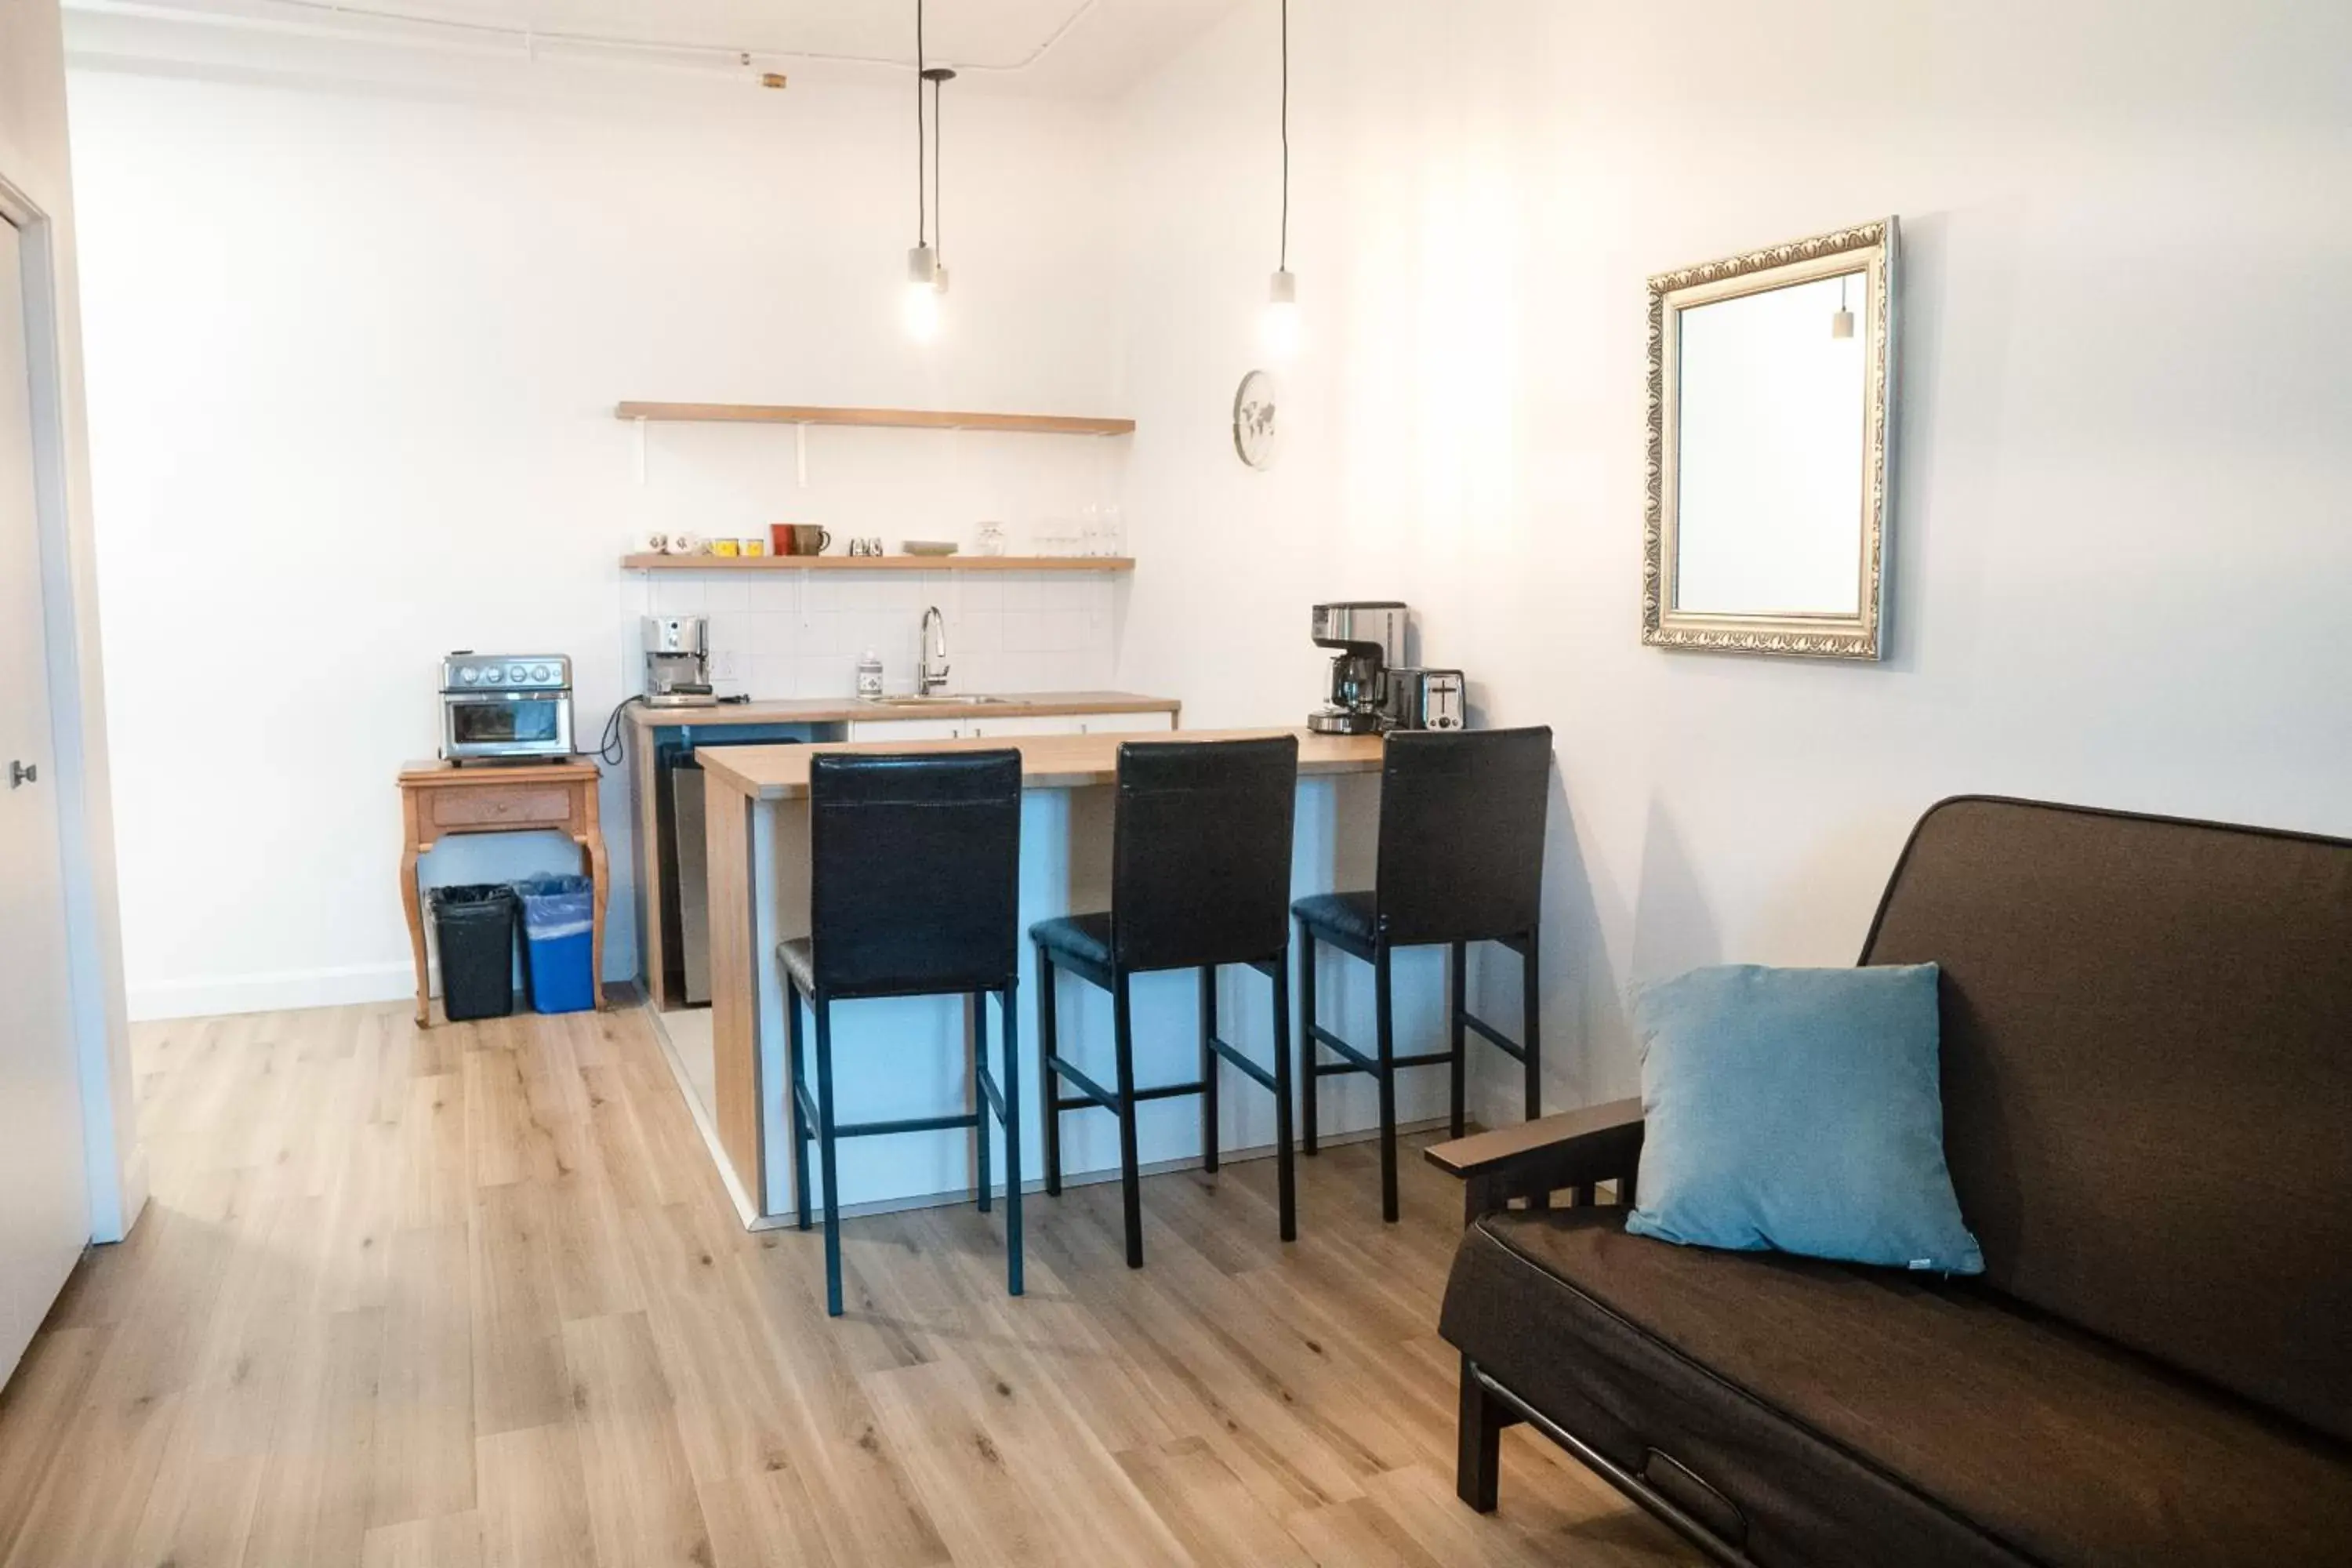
xmin=1673 ymin=271 xmax=1867 ymax=616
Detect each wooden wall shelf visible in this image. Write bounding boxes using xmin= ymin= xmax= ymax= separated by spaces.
xmin=622 ymin=554 xmax=1132 ymax=574
xmin=615 ymin=402 xmax=1135 ymax=437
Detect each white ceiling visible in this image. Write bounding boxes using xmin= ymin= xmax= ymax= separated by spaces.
xmin=71 ymin=0 xmax=1250 ymax=96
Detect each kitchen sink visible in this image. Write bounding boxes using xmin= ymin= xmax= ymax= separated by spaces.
xmin=857 ymin=694 xmax=1012 ymax=707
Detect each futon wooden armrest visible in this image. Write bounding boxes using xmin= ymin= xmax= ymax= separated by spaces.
xmin=1424 ymin=1098 xmax=1646 ymax=1224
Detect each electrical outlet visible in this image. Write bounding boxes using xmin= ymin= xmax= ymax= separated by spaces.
xmin=712 ymin=649 xmax=742 ymax=681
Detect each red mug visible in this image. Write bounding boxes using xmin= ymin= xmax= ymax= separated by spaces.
xmin=770 ymin=524 xmax=832 ymax=556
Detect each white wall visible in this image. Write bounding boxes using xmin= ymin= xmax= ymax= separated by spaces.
xmin=64 ymin=27 xmax=1130 ymax=1018
xmin=0 ymin=0 xmax=142 ymax=1237
xmin=1111 ymin=0 xmax=2352 ymax=1123
xmin=63 ymin=0 xmax=2352 ymax=1078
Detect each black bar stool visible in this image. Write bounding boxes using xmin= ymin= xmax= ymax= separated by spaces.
xmin=1032 ymin=735 xmax=1300 ymax=1269
xmin=1293 ymin=726 xmax=1552 ymax=1222
xmin=781 ymin=750 xmax=1025 ymax=1318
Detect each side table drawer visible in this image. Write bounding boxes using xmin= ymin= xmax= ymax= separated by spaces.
xmin=431 ymin=787 xmax=574 ymax=831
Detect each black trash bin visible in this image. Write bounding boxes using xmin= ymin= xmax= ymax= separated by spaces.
xmin=429 ymin=882 xmax=518 ymax=1022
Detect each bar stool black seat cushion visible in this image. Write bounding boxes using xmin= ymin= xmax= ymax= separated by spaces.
xmin=1028 ymin=911 xmax=1113 ymax=970
xmin=777 ymin=937 xmax=818 ymax=995
xmin=1291 ymin=889 xmax=1377 ymax=946
xmin=1443 ymin=1206 xmax=2352 ymax=1567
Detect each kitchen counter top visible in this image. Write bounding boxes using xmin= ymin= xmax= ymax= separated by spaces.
xmin=700 ymin=727 xmax=1383 ymax=802
xmin=622 ymin=690 xmax=1181 ymax=730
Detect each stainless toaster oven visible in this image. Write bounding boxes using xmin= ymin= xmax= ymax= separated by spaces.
xmin=440 ymin=653 xmax=574 ymax=763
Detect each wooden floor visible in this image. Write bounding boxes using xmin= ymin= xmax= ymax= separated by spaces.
xmin=0 ymin=1001 xmax=1694 ymax=1568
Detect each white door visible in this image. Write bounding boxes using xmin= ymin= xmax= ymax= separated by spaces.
xmin=0 ymin=216 xmax=89 ymax=1383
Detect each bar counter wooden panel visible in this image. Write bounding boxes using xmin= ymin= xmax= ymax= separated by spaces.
xmin=704 ymin=783 xmax=766 ymax=1214
xmin=702 ymin=728 xmax=1385 ymax=802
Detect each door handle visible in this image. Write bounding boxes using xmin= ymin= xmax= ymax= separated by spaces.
xmin=9 ymin=760 xmax=35 ymax=789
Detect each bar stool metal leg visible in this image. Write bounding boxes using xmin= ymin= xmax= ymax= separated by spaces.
xmin=1001 ymin=980 xmax=1023 ymax=1297
xmin=1375 ymin=942 xmax=1399 ymax=1223
xmin=1521 ymin=925 xmax=1542 ymax=1121
xmin=972 ymin=991 xmax=992 ymax=1214
xmin=1272 ymin=951 xmax=1296 ymax=1242
xmin=1037 ymin=946 xmax=1062 ymax=1198
xmin=814 ymin=994 xmax=844 ymax=1318
xmin=1449 ymin=940 xmax=1468 ymax=1140
xmin=1199 ymin=966 xmax=1220 ymax=1174
xmin=1298 ymin=920 xmax=1320 ymax=1156
xmin=1113 ymin=971 xmax=1144 ymax=1269
xmin=786 ymin=977 xmax=813 ymax=1232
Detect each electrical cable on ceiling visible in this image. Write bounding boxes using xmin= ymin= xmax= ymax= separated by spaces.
xmin=100 ymin=0 xmax=1109 ymax=77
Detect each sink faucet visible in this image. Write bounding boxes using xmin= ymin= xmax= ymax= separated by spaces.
xmin=918 ymin=605 xmax=951 ymax=696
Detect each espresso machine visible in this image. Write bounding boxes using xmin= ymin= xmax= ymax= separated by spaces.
xmin=643 ymin=615 xmax=718 ymax=708
xmin=1308 ymin=601 xmax=1407 ymax=734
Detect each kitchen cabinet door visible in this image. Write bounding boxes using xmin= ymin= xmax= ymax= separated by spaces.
xmin=844 ymin=717 xmax=966 ymax=742
xmin=964 ymin=716 xmax=1081 ymax=739
xmin=1076 ymin=712 xmax=1176 ymax=735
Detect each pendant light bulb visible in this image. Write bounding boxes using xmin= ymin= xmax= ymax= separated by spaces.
xmin=905 ymin=244 xmax=942 ymax=341
xmin=1261 ymin=269 xmax=1301 ymax=361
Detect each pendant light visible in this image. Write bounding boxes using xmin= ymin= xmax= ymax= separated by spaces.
xmin=1831 ymin=274 xmax=1855 ymax=339
xmin=904 ymin=0 xmax=954 ymax=341
xmin=1259 ymin=0 xmax=1300 ymax=360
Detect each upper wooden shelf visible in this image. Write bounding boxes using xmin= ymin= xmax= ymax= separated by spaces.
xmin=621 ymin=554 xmax=1131 ymax=573
xmin=615 ymin=402 xmax=1135 ymax=437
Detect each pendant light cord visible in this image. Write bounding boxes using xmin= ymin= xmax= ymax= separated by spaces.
xmin=915 ymin=0 xmax=927 ymax=246
xmin=1278 ymin=0 xmax=1289 ymax=272
xmin=934 ymin=73 xmax=945 ymax=265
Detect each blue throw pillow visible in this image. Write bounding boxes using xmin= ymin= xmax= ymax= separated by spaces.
xmin=1625 ymin=963 xmax=1984 ymax=1275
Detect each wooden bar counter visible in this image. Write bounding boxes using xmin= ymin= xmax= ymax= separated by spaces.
xmin=691 ymin=728 xmax=1458 ymax=1228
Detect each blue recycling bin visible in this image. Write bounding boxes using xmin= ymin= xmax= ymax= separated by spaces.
xmin=513 ymin=874 xmax=596 ymax=1014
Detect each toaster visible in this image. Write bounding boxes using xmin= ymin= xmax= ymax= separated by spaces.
xmin=1382 ymin=667 xmax=1465 ymax=731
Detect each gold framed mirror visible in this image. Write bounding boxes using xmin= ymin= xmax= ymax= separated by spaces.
xmin=1642 ymin=218 xmax=1896 ymax=659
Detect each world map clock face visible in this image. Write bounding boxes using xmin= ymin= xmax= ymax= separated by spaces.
xmin=1233 ymin=369 xmax=1281 ymax=470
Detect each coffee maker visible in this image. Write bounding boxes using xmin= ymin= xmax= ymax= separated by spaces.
xmin=643 ymin=615 xmax=718 ymax=708
xmin=1308 ymin=601 xmax=1407 ymax=735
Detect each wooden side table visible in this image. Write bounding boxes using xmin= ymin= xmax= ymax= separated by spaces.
xmin=397 ymin=757 xmax=609 ymax=1028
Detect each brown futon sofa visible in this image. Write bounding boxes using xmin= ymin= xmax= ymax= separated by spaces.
xmin=1429 ymin=797 xmax=2352 ymax=1566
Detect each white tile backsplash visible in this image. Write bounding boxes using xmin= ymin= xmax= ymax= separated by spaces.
xmin=634 ymin=567 xmax=1121 ymax=702
xmin=747 ymin=575 xmax=800 ymax=615
xmin=750 ymin=610 xmax=797 ymax=658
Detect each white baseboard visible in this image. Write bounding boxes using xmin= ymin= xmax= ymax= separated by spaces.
xmin=127 ymin=960 xmax=423 ymax=1022
xmin=128 ymin=956 xmax=643 ymax=1022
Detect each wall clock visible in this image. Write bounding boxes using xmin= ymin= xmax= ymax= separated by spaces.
xmin=1232 ymin=369 xmax=1281 ymax=470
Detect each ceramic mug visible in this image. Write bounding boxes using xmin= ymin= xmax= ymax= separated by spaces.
xmin=740 ymin=538 xmax=767 ymax=557
xmin=711 ymin=538 xmax=739 ymax=557
xmin=771 ymin=524 xmax=832 ymax=557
